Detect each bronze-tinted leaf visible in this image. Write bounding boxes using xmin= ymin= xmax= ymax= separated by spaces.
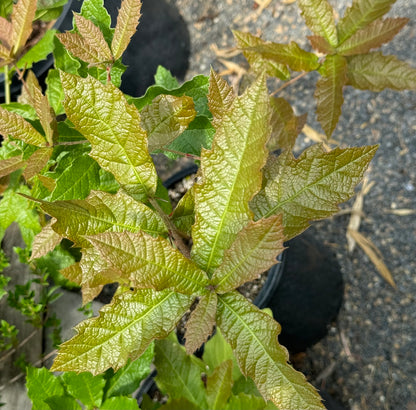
xmin=0 ymin=16 xmax=12 ymax=48
xmin=208 ymin=69 xmax=234 ymax=127
xmin=11 ymin=0 xmax=37 ymax=54
xmin=0 ymin=156 xmax=25 ymax=178
xmin=30 ymin=218 xmax=62 ymax=260
xmin=307 ymin=35 xmax=334 ymax=54
xmin=23 ymin=147 xmax=53 ymax=180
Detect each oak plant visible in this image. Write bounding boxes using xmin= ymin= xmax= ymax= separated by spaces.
xmin=1 ymin=0 xmax=415 ymax=408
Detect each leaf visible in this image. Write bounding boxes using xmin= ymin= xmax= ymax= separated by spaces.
xmin=191 ymin=74 xmax=271 ymax=275
xmin=26 ymin=367 xmax=65 ymax=410
xmin=154 ymin=65 xmax=179 ymax=89
xmin=0 ymin=102 xmax=37 ymax=119
xmin=211 ymin=215 xmax=284 ymax=293
xmin=0 ymin=16 xmax=12 ymax=47
xmin=11 ymin=0 xmax=37 ymax=54
xmin=30 ymin=219 xmax=62 ymax=260
xmin=337 ymin=0 xmax=396 ymax=45
xmin=79 ymin=0 xmax=113 ymax=44
xmin=233 ymin=31 xmax=290 ymax=80
xmin=315 ymin=54 xmax=348 ymax=137
xmin=23 ymin=147 xmax=53 ymax=180
xmin=208 ymin=69 xmax=234 ymax=127
xmin=45 ymin=395 xmax=82 ymax=410
xmin=297 ymin=0 xmax=338 ymax=47
xmin=61 ymin=372 xmax=106 ymax=408
xmin=0 ymin=106 xmax=47 ymax=147
xmin=250 ymin=144 xmax=378 ymax=240
xmin=184 ymin=291 xmax=217 ymax=354
xmin=141 ymin=94 xmax=196 ymax=152
xmin=217 ymin=292 xmax=324 ymax=409
xmin=51 ymin=289 xmax=193 ymax=374
xmin=60 ymin=262 xmax=83 ymax=287
xmin=74 ymin=13 xmax=113 ymax=61
xmin=159 ymin=398 xmax=201 ymax=410
xmin=171 ymin=186 xmax=195 ymax=236
xmin=154 ymin=337 xmax=207 ymax=407
xmin=0 ymin=155 xmax=25 ymax=178
xmin=61 ymin=72 xmax=157 ymax=201
xmin=111 ymin=0 xmax=142 ymax=60
xmin=225 ymin=393 xmax=267 ymax=410
xmin=105 ymin=344 xmax=154 ymax=397
xmin=49 ymin=153 xmax=100 ymax=201
xmin=307 ymin=35 xmax=334 ymax=54
xmin=53 ymin=36 xmax=81 ymax=74
xmin=100 ymin=397 xmax=140 ymax=410
xmin=39 ymin=190 xmax=167 ymax=248
xmin=87 ymin=231 xmax=209 ymax=295
xmin=206 ymin=360 xmax=233 ymax=410
xmin=346 ymin=52 xmax=416 ymax=91
xmin=46 ymin=69 xmax=65 ymax=115
xmin=244 ymin=41 xmax=320 ymax=72
xmin=337 ymin=17 xmax=409 ymax=56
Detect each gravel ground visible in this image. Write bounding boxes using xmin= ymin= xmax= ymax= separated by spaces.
xmin=159 ymin=1 xmax=416 ymax=408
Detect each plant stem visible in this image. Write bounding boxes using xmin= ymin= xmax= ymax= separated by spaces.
xmin=4 ymin=65 xmax=11 ymax=104
xmin=149 ymin=196 xmax=191 ymax=258
xmin=270 ymin=71 xmax=308 ymax=96
xmin=0 ymin=328 xmax=39 ymax=364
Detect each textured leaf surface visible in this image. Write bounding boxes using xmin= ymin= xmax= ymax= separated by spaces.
xmin=111 ymin=0 xmax=142 ymax=60
xmin=337 ymin=17 xmax=409 ymax=56
xmin=46 ymin=69 xmax=65 ymax=115
xmin=337 ymin=0 xmax=396 ymax=44
xmin=79 ymin=0 xmax=113 ymax=44
xmin=346 ymin=52 xmax=416 ymax=91
xmin=11 ymin=0 xmax=36 ymax=53
xmin=184 ymin=291 xmax=217 ymax=354
xmin=154 ymin=337 xmax=207 ymax=407
xmin=251 ymin=145 xmax=378 ymax=240
xmin=208 ymin=69 xmax=234 ymax=127
xmin=0 ymin=155 xmax=25 ymax=178
xmin=217 ymin=292 xmax=324 ymax=409
xmin=225 ymin=393 xmax=267 ymax=410
xmin=171 ymin=186 xmax=195 ymax=236
xmin=315 ymin=54 xmax=348 ymax=137
xmin=0 ymin=106 xmax=46 ymax=147
xmin=0 ymin=16 xmax=12 ymax=47
xmin=212 ymin=215 xmax=284 ymax=293
xmin=100 ymin=397 xmax=139 ymax=410
xmin=61 ymin=371 xmax=105 ymax=408
xmin=30 ymin=219 xmax=62 ymax=260
xmin=191 ymin=74 xmax=271 ymax=274
xmin=141 ymin=94 xmax=196 ymax=152
xmin=206 ymin=360 xmax=233 ymax=410
xmin=23 ymin=147 xmax=53 ymax=180
xmin=297 ymin=0 xmax=338 ymax=47
xmin=233 ymin=31 xmax=289 ymax=80
xmin=87 ymin=231 xmax=209 ymax=295
xmin=40 ymin=190 xmax=167 ymax=248
xmin=307 ymin=35 xmax=334 ymax=54
xmin=51 ymin=289 xmax=193 ymax=374
xmin=61 ymin=72 xmax=157 ymax=200
xmin=60 ymin=262 xmax=83 ymax=287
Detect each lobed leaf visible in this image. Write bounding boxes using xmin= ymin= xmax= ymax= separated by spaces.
xmin=11 ymin=0 xmax=36 ymax=54
xmin=191 ymin=74 xmax=271 ymax=274
xmin=217 ymin=292 xmax=324 ymax=409
xmin=61 ymin=72 xmax=157 ymax=200
xmin=233 ymin=31 xmax=290 ymax=80
xmin=206 ymin=360 xmax=234 ymax=410
xmin=337 ymin=17 xmax=409 ymax=56
xmin=184 ymin=291 xmax=217 ymax=354
xmin=0 ymin=155 xmax=25 ymax=178
xmin=346 ymin=52 xmax=416 ymax=91
xmin=39 ymin=190 xmax=167 ymax=248
xmin=297 ymin=0 xmax=338 ymax=47
xmin=30 ymin=218 xmax=62 ymax=260
xmin=251 ymin=144 xmax=378 ymax=240
xmin=111 ymin=0 xmax=142 ymax=60
xmin=337 ymin=0 xmax=396 ymax=45
xmin=211 ymin=215 xmax=284 ymax=294
xmin=315 ymin=54 xmax=348 ymax=137
xmin=141 ymin=94 xmax=196 ymax=152
xmin=51 ymin=289 xmax=193 ymax=374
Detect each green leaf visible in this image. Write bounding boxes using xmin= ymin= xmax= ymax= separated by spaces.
xmin=51 ymin=289 xmax=193 ymax=374
xmin=159 ymin=398 xmax=200 ymax=410
xmin=233 ymin=31 xmax=290 ymax=80
xmin=53 ymin=36 xmax=81 ymax=74
xmin=0 ymin=155 xmax=25 ymax=178
xmin=337 ymin=0 xmax=397 ymax=45
xmin=217 ymin=292 xmax=324 ymax=409
xmin=79 ymin=0 xmax=113 ymax=45
xmin=171 ymin=186 xmax=195 ymax=236
xmin=61 ymin=371 xmax=106 ymax=408
xmin=154 ymin=337 xmax=207 ymax=408
xmin=206 ymin=360 xmax=233 ymax=410
xmin=39 ymin=190 xmax=167 ymax=248
xmin=0 ymin=106 xmax=47 ymax=147
xmin=154 ymin=66 xmax=179 ymax=89
xmin=141 ymin=94 xmax=196 ymax=152
xmin=184 ymin=291 xmax=217 ymax=354
xmin=130 ymin=74 xmax=210 ymax=117
xmin=61 ymin=72 xmax=157 ymax=201
xmin=23 ymin=147 xmax=53 ymax=180
xmin=45 ymin=395 xmax=82 ymax=410
xmin=346 ymin=52 xmax=416 ymax=91
xmin=26 ymin=367 xmax=65 ymax=410
xmin=105 ymin=344 xmax=154 ymax=397
xmin=250 ymin=145 xmax=378 ymax=240
xmin=0 ymin=103 xmax=37 ymax=120
xmin=16 ymin=29 xmax=57 ymax=69
xmin=100 ymin=396 xmax=139 ymax=410
xmin=243 ymin=41 xmax=320 ymax=72
xmin=211 ymin=215 xmax=284 ymax=294
xmin=337 ymin=17 xmax=409 ymax=56
xmin=297 ymin=0 xmax=338 ymax=47
xmin=111 ymin=0 xmax=142 ymax=60
xmin=315 ymin=54 xmax=348 ymax=137
xmin=87 ymin=231 xmax=209 ymax=295
xmin=49 ymin=153 xmax=101 ymax=201
xmin=225 ymin=393 xmax=267 ymax=410
xmin=191 ymin=74 xmax=271 ymax=274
